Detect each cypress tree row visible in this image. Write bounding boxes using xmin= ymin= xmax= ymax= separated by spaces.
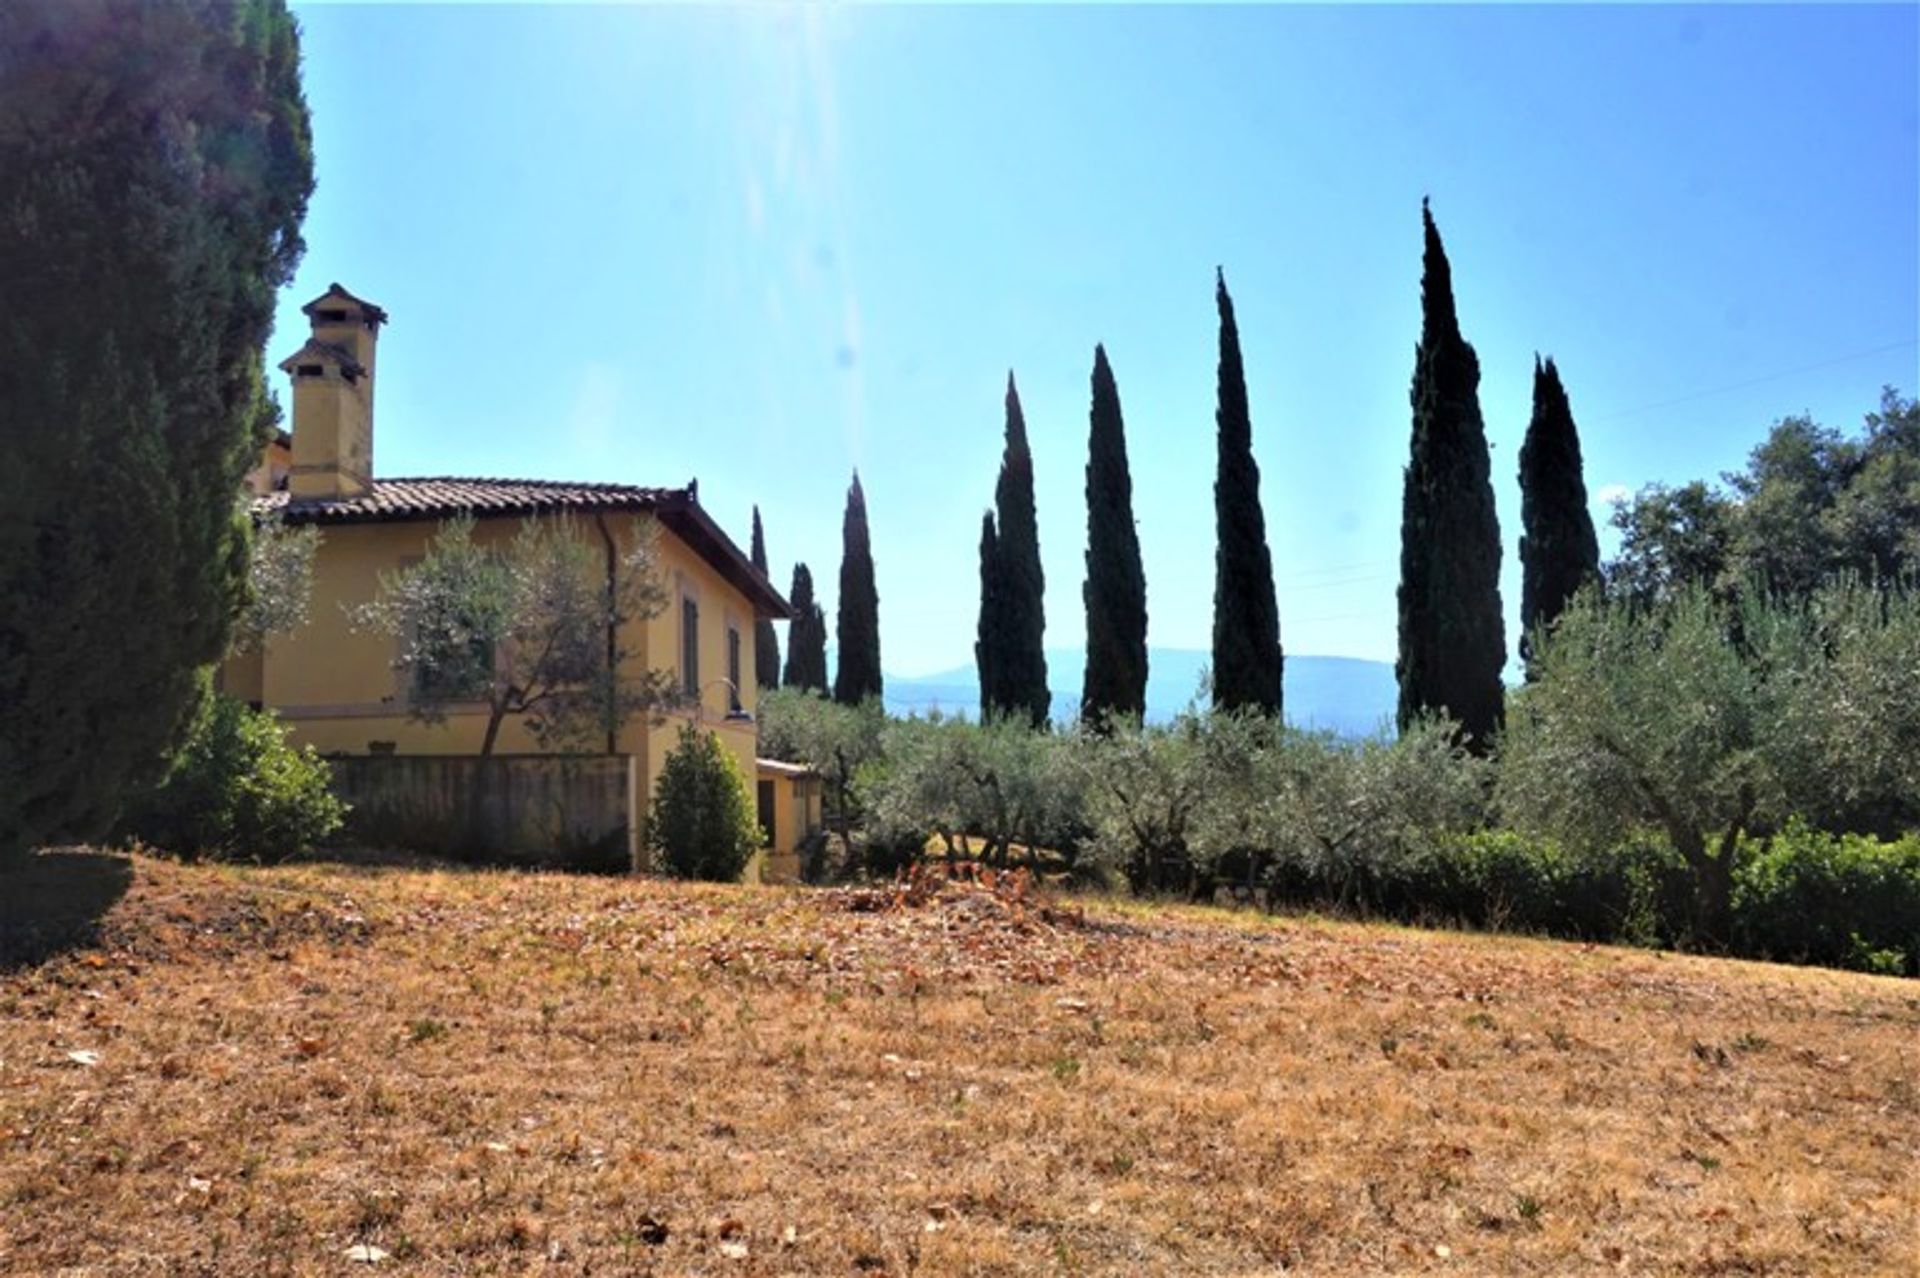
xmin=1210 ymin=269 xmax=1284 ymax=717
xmin=1397 ymin=200 xmax=1506 ymax=747
xmin=748 ymin=505 xmax=781 ymax=689
xmin=1 ymin=0 xmax=314 ymax=866
xmin=1081 ymin=344 xmax=1148 ymax=727
xmin=833 ymin=472 xmax=883 ymax=705
xmin=1517 ymin=355 xmax=1600 ymax=674
xmin=782 ymin=563 xmax=829 ymax=694
xmin=978 ymin=373 xmax=1049 ymax=726
xmin=975 ymin=511 xmax=1002 ymax=720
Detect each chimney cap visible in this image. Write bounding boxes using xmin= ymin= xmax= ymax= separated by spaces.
xmin=301 ymin=282 xmax=388 ymax=328
xmin=277 ymin=337 xmax=365 ymax=378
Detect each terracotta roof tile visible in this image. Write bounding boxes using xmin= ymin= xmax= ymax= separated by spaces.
xmin=251 ymin=478 xmax=791 ymax=619
xmin=253 ymin=477 xmax=683 ymax=524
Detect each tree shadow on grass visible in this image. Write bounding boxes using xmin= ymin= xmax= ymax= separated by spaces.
xmin=0 ymin=848 xmax=134 ymax=971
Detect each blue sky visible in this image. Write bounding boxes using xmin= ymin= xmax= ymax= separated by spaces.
xmin=276 ymin=2 xmax=1918 ymax=677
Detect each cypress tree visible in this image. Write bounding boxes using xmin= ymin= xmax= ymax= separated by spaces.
xmin=975 ymin=511 xmax=1002 ymax=720
xmin=1 ymin=0 xmax=314 ymax=866
xmin=1517 ymin=355 xmax=1601 ymax=674
xmin=1210 ymin=270 xmax=1283 ymax=717
xmin=833 ymin=472 xmax=883 ymax=705
xmin=1081 ymin=344 xmax=1148 ymax=727
xmin=782 ymin=563 xmax=829 ymax=694
xmin=749 ymin=506 xmax=781 ymax=689
xmin=1397 ymin=200 xmax=1506 ymax=747
xmin=981 ymin=373 xmax=1049 ymax=726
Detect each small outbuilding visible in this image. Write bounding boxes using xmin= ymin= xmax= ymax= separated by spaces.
xmin=753 ymin=758 xmax=824 ymax=884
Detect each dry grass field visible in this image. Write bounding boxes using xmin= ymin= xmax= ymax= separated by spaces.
xmin=1 ymin=851 xmax=1915 ymax=1276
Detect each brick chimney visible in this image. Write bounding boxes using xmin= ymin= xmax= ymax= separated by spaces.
xmin=278 ymin=283 xmax=387 ymax=500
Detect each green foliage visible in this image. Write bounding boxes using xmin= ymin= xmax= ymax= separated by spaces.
xmin=1502 ymin=578 xmax=1920 ymax=940
xmin=1499 ymin=584 xmax=1774 ymax=941
xmin=1517 ymin=356 xmax=1600 ymax=673
xmin=1398 ymin=200 xmax=1505 ymax=749
xmin=1761 ymin=578 xmax=1920 ymax=836
xmin=861 ymin=713 xmax=1085 ymax=868
xmin=977 ymin=375 xmax=1050 ymax=726
xmin=1733 ymin=825 xmax=1920 ymax=976
xmin=0 ymin=0 xmax=313 ymax=864
xmin=1081 ymin=344 xmax=1148 ymax=727
xmin=1077 ymin=711 xmax=1245 ymax=894
xmin=1608 ymin=388 xmax=1918 ymax=605
xmin=834 ymin=473 xmax=883 ymax=705
xmin=1210 ymin=718 xmax=1491 ymax=907
xmin=782 ymin=563 xmax=829 ymax=694
xmin=647 ymin=724 xmax=760 ymax=882
xmin=117 ymin=694 xmax=344 ymax=862
xmin=234 ymin=514 xmax=321 ymax=653
xmin=1606 ymin=480 xmax=1735 ymax=608
xmin=749 ymin=507 xmax=781 ymax=690
xmin=351 ymin=514 xmax=673 ymax=756
xmin=1210 ymin=270 xmax=1283 ymax=717
xmin=757 ymin=687 xmax=884 ymax=871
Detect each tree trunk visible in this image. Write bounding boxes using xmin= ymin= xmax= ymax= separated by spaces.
xmin=480 ymin=703 xmax=507 ymax=757
xmin=1672 ymin=825 xmax=1732 ymax=948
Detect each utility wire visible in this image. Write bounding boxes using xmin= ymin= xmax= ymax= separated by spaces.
xmin=1594 ymin=338 xmax=1918 ymax=423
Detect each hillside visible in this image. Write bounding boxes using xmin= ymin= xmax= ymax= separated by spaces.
xmin=1 ymin=853 xmax=1914 ymax=1275
xmin=888 ymin=649 xmax=1398 ymax=735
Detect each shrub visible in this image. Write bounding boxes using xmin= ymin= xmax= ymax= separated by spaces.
xmin=1733 ymin=825 xmax=1920 ymax=975
xmin=117 ymin=695 xmax=344 ymax=862
xmin=648 ymin=724 xmax=760 ymax=882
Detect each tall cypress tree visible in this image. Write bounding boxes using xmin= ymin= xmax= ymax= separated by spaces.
xmin=1397 ymin=200 xmax=1506 ymax=747
xmin=1518 ymin=355 xmax=1600 ymax=674
xmin=833 ymin=472 xmax=883 ymax=705
xmin=975 ymin=511 xmax=1002 ymax=720
xmin=1 ymin=0 xmax=314 ymax=866
xmin=782 ymin=563 xmax=829 ymax=694
xmin=1081 ymin=344 xmax=1148 ymax=727
xmin=979 ymin=373 xmax=1049 ymax=726
xmin=1210 ymin=270 xmax=1283 ymax=717
xmin=748 ymin=506 xmax=781 ymax=689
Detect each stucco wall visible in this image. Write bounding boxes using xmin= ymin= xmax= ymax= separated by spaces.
xmin=244 ymin=509 xmax=763 ymax=815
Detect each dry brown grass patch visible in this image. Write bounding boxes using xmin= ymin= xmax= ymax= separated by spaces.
xmin=1 ymin=851 xmax=1914 ymax=1275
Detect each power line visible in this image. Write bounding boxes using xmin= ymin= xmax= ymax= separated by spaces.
xmin=1595 ymin=338 xmax=1918 ymax=423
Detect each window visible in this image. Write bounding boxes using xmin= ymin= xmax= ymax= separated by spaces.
xmin=296 ymin=364 xmax=323 ymax=378
xmin=727 ymin=626 xmax=743 ymax=712
xmin=757 ymin=780 xmax=776 ymax=849
xmin=681 ymin=597 xmax=699 ymax=698
xmin=316 ymin=308 xmax=349 ymax=322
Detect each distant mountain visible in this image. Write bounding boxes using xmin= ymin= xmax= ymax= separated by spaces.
xmin=884 ymin=648 xmax=1397 ymax=738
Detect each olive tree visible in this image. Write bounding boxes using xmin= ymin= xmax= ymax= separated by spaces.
xmin=1497 ymin=585 xmax=1780 ymax=942
xmin=352 ymin=513 xmax=673 ymax=755
xmin=1198 ymin=718 xmax=1488 ymax=908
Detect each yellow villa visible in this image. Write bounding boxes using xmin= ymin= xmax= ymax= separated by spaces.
xmin=229 ymin=284 xmax=820 ymax=876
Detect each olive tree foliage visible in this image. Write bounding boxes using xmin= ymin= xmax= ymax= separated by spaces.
xmin=1497 ymin=584 xmax=1780 ymax=942
xmin=1757 ymin=578 xmax=1920 ymax=837
xmin=232 ymin=514 xmax=320 ymax=654
xmin=860 ymin=714 xmax=1086 ymax=868
xmin=351 ymin=514 xmax=674 ymax=756
xmin=1197 ymin=718 xmax=1490 ymax=906
xmin=756 ymin=686 xmax=884 ymax=865
xmin=1074 ymin=711 xmax=1263 ymax=894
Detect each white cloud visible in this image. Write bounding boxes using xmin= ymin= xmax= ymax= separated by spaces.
xmin=1595 ymin=483 xmax=1631 ymax=507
